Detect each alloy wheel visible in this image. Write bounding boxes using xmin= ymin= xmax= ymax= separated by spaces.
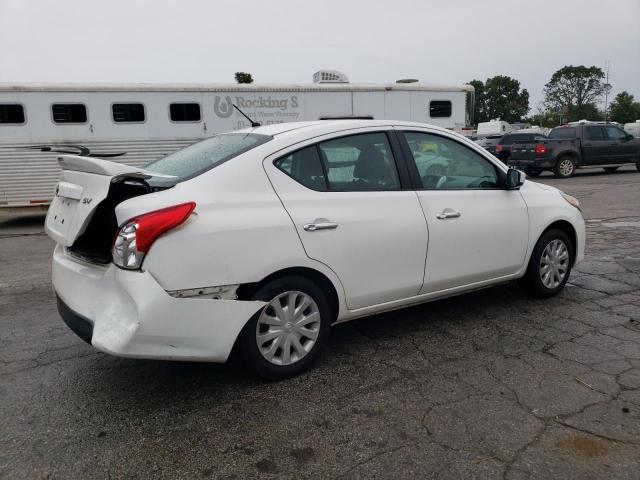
xmin=255 ymin=291 xmax=321 ymax=366
xmin=558 ymin=159 xmax=574 ymax=177
xmin=539 ymin=239 xmax=569 ymax=289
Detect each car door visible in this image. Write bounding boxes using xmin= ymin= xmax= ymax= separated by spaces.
xmin=604 ymin=125 xmax=634 ymax=162
xmin=397 ymin=129 xmax=529 ymax=293
xmin=582 ymin=126 xmax=609 ymax=165
xmin=264 ymin=129 xmax=428 ymax=310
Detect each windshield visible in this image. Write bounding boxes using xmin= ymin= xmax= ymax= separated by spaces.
xmin=145 ymin=133 xmax=272 ymax=181
xmin=548 ymin=127 xmax=576 ymax=140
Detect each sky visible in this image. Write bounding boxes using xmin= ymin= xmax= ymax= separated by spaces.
xmin=1 ymin=0 xmax=639 ymax=112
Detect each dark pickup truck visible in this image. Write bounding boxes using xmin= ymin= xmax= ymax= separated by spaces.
xmin=509 ymin=123 xmax=640 ymax=178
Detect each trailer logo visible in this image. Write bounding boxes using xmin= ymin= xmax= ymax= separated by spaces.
xmin=214 ymin=96 xmax=234 ymax=118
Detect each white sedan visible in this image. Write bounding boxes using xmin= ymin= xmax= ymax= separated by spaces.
xmin=45 ymin=120 xmax=585 ymax=379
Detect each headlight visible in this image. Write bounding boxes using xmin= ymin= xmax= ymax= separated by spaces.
xmin=560 ymin=192 xmax=581 ymax=211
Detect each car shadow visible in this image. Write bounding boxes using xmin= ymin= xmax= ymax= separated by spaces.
xmin=72 ymin=280 xmax=535 ymax=409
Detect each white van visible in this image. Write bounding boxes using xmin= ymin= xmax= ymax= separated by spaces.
xmin=624 ymin=120 xmax=640 ymax=138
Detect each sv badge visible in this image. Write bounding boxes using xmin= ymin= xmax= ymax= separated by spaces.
xmin=82 ymin=198 xmax=93 ymax=205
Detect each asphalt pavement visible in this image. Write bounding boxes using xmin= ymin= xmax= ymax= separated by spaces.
xmin=1 ymin=167 xmax=639 ymax=479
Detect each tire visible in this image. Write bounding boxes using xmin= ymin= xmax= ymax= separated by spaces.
xmin=238 ymin=275 xmax=332 ymax=380
xmin=603 ymin=167 xmax=619 ymax=173
xmin=636 ymin=160 xmax=640 ymax=172
xmin=526 ymin=168 xmax=542 ymax=177
xmin=519 ymin=229 xmax=573 ymax=298
xmin=554 ymin=156 xmax=576 ymax=178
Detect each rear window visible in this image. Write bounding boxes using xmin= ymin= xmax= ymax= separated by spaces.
xmin=429 ymin=101 xmax=452 ymax=118
xmin=500 ymin=134 xmax=535 ymax=144
xmin=548 ymin=127 xmax=576 ymax=139
xmin=144 ymin=133 xmax=271 ymax=181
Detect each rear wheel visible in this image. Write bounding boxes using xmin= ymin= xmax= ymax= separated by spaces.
xmin=603 ymin=166 xmax=619 ymax=173
xmin=238 ymin=275 xmax=332 ymax=380
xmin=519 ymin=229 xmax=573 ymax=298
xmin=526 ymin=168 xmax=542 ymax=177
xmin=554 ymin=156 xmax=576 ymax=178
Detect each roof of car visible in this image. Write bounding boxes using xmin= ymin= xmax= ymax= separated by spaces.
xmin=238 ymin=119 xmax=453 ymax=138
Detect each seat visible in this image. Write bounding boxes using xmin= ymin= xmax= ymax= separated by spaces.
xmin=352 ymin=146 xmax=397 ymax=189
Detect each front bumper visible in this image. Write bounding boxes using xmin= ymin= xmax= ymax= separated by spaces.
xmin=52 ymin=244 xmax=266 ymax=362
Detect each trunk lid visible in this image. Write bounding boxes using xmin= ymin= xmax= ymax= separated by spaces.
xmin=45 ymin=155 xmax=172 ymax=248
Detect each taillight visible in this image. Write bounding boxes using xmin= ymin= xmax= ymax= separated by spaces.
xmin=495 ymin=144 xmax=503 ymax=152
xmin=112 ymin=202 xmax=196 ymax=269
xmin=535 ymin=143 xmax=548 ymax=155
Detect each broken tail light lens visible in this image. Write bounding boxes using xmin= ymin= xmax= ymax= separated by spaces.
xmin=112 ymin=202 xmax=196 ymax=269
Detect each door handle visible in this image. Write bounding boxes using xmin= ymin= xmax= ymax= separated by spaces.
xmin=436 ymin=209 xmax=461 ymax=220
xmin=303 ymin=222 xmax=338 ymax=231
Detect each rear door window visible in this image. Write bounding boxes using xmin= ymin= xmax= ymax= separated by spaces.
xmin=586 ymin=126 xmax=605 ymax=141
xmin=317 ymin=132 xmax=400 ymax=191
xmin=275 ymin=146 xmax=327 ymax=191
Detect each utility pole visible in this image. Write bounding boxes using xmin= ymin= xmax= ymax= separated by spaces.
xmin=604 ymin=61 xmax=610 ymax=123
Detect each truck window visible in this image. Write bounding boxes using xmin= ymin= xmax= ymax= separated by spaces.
xmin=585 ymin=126 xmax=605 ymax=141
xmin=548 ymin=127 xmax=576 ymax=140
xmin=605 ymin=126 xmax=627 ymax=141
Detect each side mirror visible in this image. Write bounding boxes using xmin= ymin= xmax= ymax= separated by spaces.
xmin=626 ymin=134 xmax=634 ymax=141
xmin=505 ymin=168 xmax=525 ymax=189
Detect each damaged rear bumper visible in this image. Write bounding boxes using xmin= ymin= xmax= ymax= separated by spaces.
xmin=52 ymin=244 xmax=266 ymax=362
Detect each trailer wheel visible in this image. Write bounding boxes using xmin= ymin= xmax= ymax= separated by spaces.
xmin=554 ymin=156 xmax=576 ymax=178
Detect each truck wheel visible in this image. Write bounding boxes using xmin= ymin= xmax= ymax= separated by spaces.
xmin=526 ymin=168 xmax=542 ymax=177
xmin=554 ymin=157 xmax=576 ymax=178
xmin=603 ymin=167 xmax=619 ymax=173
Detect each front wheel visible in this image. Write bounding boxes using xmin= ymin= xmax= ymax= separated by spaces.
xmin=554 ymin=157 xmax=576 ymax=178
xmin=238 ymin=275 xmax=332 ymax=380
xmin=603 ymin=166 xmax=619 ymax=173
xmin=519 ymin=229 xmax=573 ymax=298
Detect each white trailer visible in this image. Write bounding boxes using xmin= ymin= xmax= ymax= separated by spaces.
xmin=0 ymin=73 xmax=474 ymax=207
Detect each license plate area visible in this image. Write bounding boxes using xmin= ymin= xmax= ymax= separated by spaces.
xmin=46 ymin=194 xmax=81 ymax=242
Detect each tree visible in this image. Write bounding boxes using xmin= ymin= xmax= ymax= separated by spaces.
xmin=468 ymin=79 xmax=486 ymax=124
xmin=483 ymin=76 xmax=529 ymax=123
xmin=543 ymin=65 xmax=609 ymax=122
xmin=468 ymin=76 xmax=529 ymax=124
xmin=234 ymin=72 xmax=254 ymax=84
xmin=609 ymin=91 xmax=640 ymax=124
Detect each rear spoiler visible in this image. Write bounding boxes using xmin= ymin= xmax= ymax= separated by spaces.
xmin=57 ymin=155 xmax=175 ymax=178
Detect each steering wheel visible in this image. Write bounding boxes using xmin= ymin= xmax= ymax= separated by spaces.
xmin=435 ymin=175 xmax=447 ymax=189
xmin=467 ymin=176 xmax=496 ymax=188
